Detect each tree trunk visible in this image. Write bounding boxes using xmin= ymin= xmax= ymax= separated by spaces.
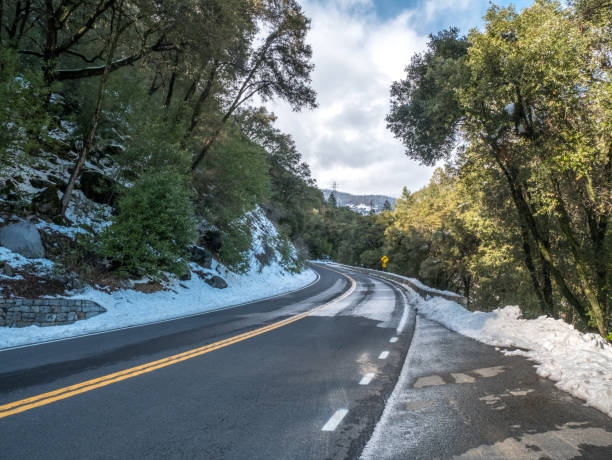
xmin=187 ymin=63 xmax=217 ymax=135
xmin=43 ymin=0 xmax=57 ymax=86
xmin=491 ymin=150 xmax=589 ymax=323
xmin=551 ymin=180 xmax=608 ymax=336
xmin=164 ymin=53 xmax=180 ymax=109
xmin=61 ymin=5 xmax=122 ymax=216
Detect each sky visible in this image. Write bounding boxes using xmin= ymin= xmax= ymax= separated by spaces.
xmin=266 ymin=0 xmax=531 ymax=197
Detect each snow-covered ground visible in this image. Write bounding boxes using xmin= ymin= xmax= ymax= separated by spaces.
xmin=403 ymin=286 xmax=612 ymax=418
xmin=0 ymin=259 xmax=316 ymax=349
xmin=1 ymin=208 xmax=317 ymax=349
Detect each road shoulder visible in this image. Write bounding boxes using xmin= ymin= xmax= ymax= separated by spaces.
xmin=362 ymin=315 xmax=612 ymax=459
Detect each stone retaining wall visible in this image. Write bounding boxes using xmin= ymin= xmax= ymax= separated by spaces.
xmin=0 ymin=298 xmax=106 ymax=327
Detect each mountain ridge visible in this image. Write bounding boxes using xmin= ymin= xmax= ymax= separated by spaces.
xmin=321 ymin=189 xmax=396 ymax=214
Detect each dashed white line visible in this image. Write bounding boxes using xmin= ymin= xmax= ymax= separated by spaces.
xmin=378 ymin=351 xmax=390 ymax=360
xmin=321 ymin=409 xmax=349 ymax=431
xmin=389 ymin=337 xmax=398 ymax=343
xmin=359 ymin=373 xmax=375 ymax=385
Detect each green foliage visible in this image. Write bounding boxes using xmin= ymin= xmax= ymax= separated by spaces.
xmin=386 ymin=0 xmax=611 ymax=335
xmin=217 ymin=222 xmax=253 ymax=273
xmin=386 ymin=28 xmax=469 ymax=165
xmin=196 ymin=126 xmax=271 ymax=227
xmin=0 ymin=49 xmax=49 ymax=167
xmin=98 ymin=171 xmax=197 ymax=278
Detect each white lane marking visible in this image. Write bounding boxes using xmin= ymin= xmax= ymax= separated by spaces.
xmin=378 ymin=351 xmax=389 ymax=360
xmin=389 ymin=337 xmax=398 ymax=343
xmin=321 ymin=409 xmax=349 ymax=431
xmin=359 ymin=373 xmax=376 ymax=385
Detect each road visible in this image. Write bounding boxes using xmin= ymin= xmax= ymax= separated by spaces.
xmin=1 ymin=263 xmax=611 ymax=459
xmin=0 ymin=264 xmax=414 ymax=459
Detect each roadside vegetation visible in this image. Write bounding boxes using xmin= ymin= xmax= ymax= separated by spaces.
xmin=315 ymin=0 xmax=610 ymax=339
xmin=0 ymin=0 xmax=609 ymax=338
xmin=0 ymin=0 xmax=324 ymax=282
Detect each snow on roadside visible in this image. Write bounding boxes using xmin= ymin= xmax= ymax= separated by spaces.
xmin=410 ymin=290 xmax=612 ymax=417
xmin=0 ymin=261 xmax=316 ymax=349
xmin=1 ymin=207 xmax=316 ymax=349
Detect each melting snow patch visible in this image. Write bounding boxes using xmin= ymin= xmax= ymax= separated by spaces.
xmin=412 ymin=293 xmax=612 ymax=417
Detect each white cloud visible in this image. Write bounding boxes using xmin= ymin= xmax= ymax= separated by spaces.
xmin=266 ymin=0 xmax=521 ymax=196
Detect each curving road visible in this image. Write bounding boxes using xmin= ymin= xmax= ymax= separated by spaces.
xmin=1 ymin=263 xmax=611 ymax=459
xmin=0 ymin=264 xmax=415 ymax=459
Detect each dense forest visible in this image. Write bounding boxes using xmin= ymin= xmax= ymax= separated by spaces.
xmin=0 ymin=0 xmax=609 ymax=338
xmin=327 ymin=0 xmax=611 ymax=339
xmin=0 ymin=0 xmax=332 ymax=277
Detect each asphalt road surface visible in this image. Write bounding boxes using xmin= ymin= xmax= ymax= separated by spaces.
xmin=0 ymin=263 xmax=610 ymax=459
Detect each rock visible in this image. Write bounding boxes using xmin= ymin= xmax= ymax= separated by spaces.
xmin=78 ymin=169 xmax=123 ymax=207
xmin=120 ymin=279 xmax=133 ymax=289
xmin=189 ymin=245 xmax=212 ymax=269
xmin=205 ymin=275 xmax=227 ymax=289
xmin=0 ymin=221 xmax=46 ymax=258
xmin=31 ymin=185 xmax=62 ymax=218
xmin=69 ymin=278 xmax=83 ymax=290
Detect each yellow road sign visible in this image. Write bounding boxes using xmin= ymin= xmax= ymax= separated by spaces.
xmin=381 ymin=255 xmax=389 ymax=263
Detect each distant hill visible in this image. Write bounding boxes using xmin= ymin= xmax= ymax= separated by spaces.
xmin=321 ymin=189 xmax=396 ymax=215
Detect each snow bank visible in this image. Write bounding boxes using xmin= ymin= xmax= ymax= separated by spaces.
xmin=411 ymin=291 xmax=612 ymax=417
xmin=0 ymin=261 xmax=316 ymax=349
xmin=1 ymin=208 xmax=316 ymax=349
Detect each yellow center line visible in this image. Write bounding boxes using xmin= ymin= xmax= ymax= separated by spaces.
xmin=0 ymin=267 xmax=356 ymax=420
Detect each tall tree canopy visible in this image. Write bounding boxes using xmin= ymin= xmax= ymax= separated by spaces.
xmin=387 ymin=0 xmax=611 ymax=336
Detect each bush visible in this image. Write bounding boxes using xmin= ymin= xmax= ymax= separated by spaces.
xmin=98 ymin=171 xmax=197 ymax=278
xmin=0 ymin=49 xmax=49 ymax=168
xmin=218 ymin=222 xmax=252 ymax=273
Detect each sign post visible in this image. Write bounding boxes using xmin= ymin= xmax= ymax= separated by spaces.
xmin=380 ymin=255 xmax=389 ymax=271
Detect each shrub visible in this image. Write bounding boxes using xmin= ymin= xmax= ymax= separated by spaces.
xmin=218 ymin=222 xmax=252 ymax=273
xmin=98 ymin=171 xmax=197 ymax=278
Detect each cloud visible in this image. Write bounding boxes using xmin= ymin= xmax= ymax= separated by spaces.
xmin=266 ymin=0 xmax=525 ymax=196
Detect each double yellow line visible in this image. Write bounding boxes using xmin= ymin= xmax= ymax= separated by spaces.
xmin=0 ymin=268 xmax=356 ymax=420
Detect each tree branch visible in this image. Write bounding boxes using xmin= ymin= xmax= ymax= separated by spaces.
xmin=55 ymin=0 xmax=115 ymax=56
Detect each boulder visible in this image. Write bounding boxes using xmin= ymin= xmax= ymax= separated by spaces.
xmin=0 ymin=221 xmax=46 ymax=258
xmin=189 ymin=245 xmax=212 ymax=269
xmin=78 ymin=169 xmax=123 ymax=207
xmin=205 ymin=275 xmax=227 ymax=289
xmin=31 ymin=184 xmax=62 ymax=218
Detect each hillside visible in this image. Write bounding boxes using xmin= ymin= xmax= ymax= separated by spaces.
xmin=321 ymin=189 xmax=396 ymax=214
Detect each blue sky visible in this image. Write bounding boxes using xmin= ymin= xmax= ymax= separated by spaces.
xmin=267 ymin=0 xmax=534 ymax=196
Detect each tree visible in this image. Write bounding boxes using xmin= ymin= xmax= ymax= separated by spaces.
xmin=98 ymin=170 xmax=197 ymax=278
xmin=189 ymin=0 xmax=317 ymax=171
xmin=387 ymin=1 xmax=610 ymax=335
xmin=61 ymin=0 xmax=124 ymax=216
xmin=1 ymin=0 xmax=178 ymax=85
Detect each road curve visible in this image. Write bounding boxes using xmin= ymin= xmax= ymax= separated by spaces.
xmin=0 ymin=264 xmax=416 ymax=459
